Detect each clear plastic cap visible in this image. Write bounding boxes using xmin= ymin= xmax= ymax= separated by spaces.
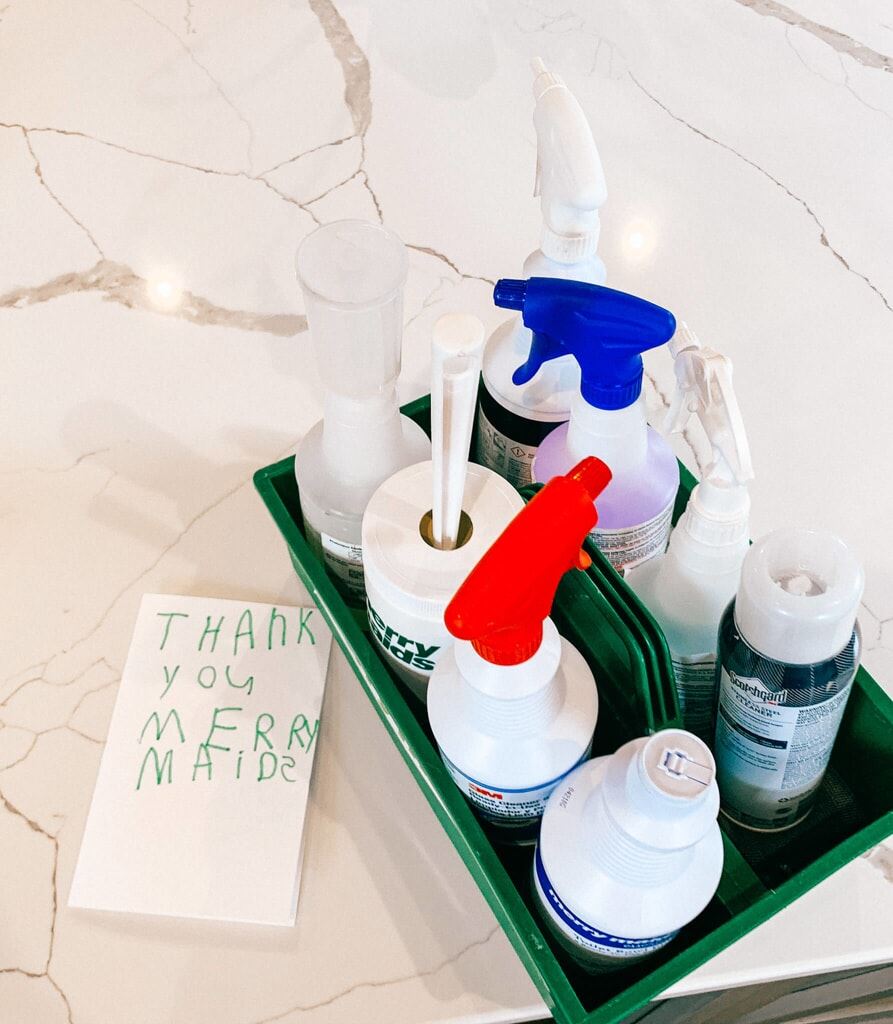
xmin=296 ymin=220 xmax=408 ymax=398
xmin=735 ymin=528 xmax=864 ymax=664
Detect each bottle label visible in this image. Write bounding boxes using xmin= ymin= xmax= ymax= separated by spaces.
xmin=475 ymin=405 xmax=537 ymax=488
xmin=672 ymin=653 xmax=717 ymax=742
xmin=714 ymin=666 xmax=855 ymax=830
xmin=591 ymin=500 xmax=673 ymax=574
xmin=366 ymin=602 xmax=441 ymax=689
xmin=440 ymin=748 xmax=590 ymax=841
xmin=534 ymin=847 xmax=678 ymax=961
xmin=305 ymin=523 xmax=366 ymax=606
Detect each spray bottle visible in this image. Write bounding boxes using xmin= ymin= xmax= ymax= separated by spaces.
xmin=475 ymin=58 xmax=607 ymax=487
xmin=362 ymin=315 xmax=524 ymax=701
xmin=534 ymin=729 xmax=723 ymax=971
xmin=427 ymin=457 xmax=611 ymax=842
xmin=626 ymin=326 xmax=753 ymax=740
xmin=493 ymin=277 xmax=678 ymax=573
xmin=715 ymin=528 xmax=864 ymax=832
xmin=294 ymin=220 xmax=430 ymax=606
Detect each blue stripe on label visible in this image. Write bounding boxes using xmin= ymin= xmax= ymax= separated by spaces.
xmin=441 ymin=748 xmax=590 ymax=795
xmin=534 ymin=847 xmax=677 ymax=951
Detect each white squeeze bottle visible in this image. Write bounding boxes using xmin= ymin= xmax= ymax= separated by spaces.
xmin=475 ymin=57 xmax=607 ymax=488
xmin=534 ymin=729 xmax=723 ymax=971
xmin=427 ymin=457 xmax=612 ymax=843
xmin=295 ymin=220 xmax=430 ymax=607
xmin=626 ymin=326 xmax=754 ymax=741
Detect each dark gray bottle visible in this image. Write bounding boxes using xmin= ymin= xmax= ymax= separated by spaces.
xmin=713 ymin=528 xmax=863 ymax=832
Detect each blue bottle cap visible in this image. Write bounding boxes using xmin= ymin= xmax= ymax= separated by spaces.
xmin=493 ymin=277 xmax=676 ymax=410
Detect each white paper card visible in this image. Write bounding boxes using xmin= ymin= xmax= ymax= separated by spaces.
xmin=69 ymin=594 xmax=333 ymax=926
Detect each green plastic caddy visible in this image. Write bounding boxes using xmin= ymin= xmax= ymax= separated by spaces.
xmin=254 ymin=396 xmax=893 ymax=1024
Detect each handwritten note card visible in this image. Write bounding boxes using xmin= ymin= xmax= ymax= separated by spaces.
xmin=69 ymin=594 xmax=332 ymax=926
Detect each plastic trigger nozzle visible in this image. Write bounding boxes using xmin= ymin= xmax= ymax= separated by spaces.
xmin=445 ymin=456 xmax=611 ymax=666
xmin=493 ymin=277 xmax=677 ymax=411
xmin=665 ymin=323 xmax=753 ymax=487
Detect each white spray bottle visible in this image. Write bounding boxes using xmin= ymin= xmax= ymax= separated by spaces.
xmin=475 ymin=58 xmax=607 ymax=487
xmin=427 ymin=457 xmax=612 ymax=843
xmin=626 ymin=326 xmax=754 ymax=740
xmin=294 ymin=220 xmax=431 ymax=607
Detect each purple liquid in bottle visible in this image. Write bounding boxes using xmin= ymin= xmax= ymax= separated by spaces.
xmin=534 ymin=417 xmax=679 ymax=573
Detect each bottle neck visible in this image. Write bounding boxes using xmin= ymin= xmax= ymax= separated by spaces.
xmin=322 ymin=389 xmax=404 ymax=486
xmin=453 ymin=618 xmax=564 ymax=734
xmin=587 ymin=788 xmax=689 ymax=886
xmin=459 ymin=671 xmax=563 ymax=738
xmin=567 ymin=393 xmax=648 ymax=469
xmin=521 ymin=248 xmax=606 ymax=284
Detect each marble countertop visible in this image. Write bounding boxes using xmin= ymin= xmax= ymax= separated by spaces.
xmin=2 ymin=1 xmax=892 ymax=1022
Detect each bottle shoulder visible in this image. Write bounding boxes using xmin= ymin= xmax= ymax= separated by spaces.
xmin=482 ymin=319 xmax=578 ymax=421
xmin=296 ymin=415 xmax=429 ymax=516
xmin=626 ymin=553 xmax=735 ymax=655
xmin=427 ymin=643 xmax=598 ymax=789
xmin=539 ymin=762 xmax=724 ymax=936
xmin=535 ymin=423 xmax=679 ymax=524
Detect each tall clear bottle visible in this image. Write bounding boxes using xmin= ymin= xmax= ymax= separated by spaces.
xmin=295 ymin=220 xmax=430 ymax=606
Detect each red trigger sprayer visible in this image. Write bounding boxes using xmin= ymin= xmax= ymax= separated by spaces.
xmin=427 ymin=457 xmax=612 ymax=843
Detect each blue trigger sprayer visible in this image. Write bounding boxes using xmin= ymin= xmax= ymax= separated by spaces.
xmin=493 ymin=276 xmax=678 ymax=574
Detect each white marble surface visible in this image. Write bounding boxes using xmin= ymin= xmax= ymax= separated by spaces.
xmin=2 ymin=1 xmax=892 ymax=1022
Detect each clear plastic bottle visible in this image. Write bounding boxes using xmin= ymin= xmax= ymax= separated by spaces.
xmin=294 ymin=220 xmax=430 ymax=606
xmin=627 ymin=327 xmax=753 ymax=740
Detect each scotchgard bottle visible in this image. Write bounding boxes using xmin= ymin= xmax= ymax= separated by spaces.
xmin=714 ymin=528 xmax=864 ymax=832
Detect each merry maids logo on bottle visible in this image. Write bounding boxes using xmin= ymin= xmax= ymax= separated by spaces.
xmin=367 ymin=603 xmax=441 ymax=673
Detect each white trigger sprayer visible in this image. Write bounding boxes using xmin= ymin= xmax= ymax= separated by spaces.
xmin=531 ymin=57 xmax=607 ymax=263
xmin=665 ymin=324 xmax=754 ymax=498
xmin=474 ymin=58 xmax=607 ymax=488
xmin=626 ymin=324 xmax=755 ymax=740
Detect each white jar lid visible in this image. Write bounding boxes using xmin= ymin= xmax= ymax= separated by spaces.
xmin=362 ymin=462 xmax=524 ymax=622
xmin=734 ymin=528 xmax=864 ymax=665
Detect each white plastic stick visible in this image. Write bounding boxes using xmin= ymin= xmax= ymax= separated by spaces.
xmin=430 ymin=314 xmax=485 ymax=550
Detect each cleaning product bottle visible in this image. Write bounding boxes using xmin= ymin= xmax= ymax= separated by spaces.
xmin=475 ymin=58 xmax=607 ymax=488
xmin=362 ymin=314 xmax=524 ymax=701
xmin=427 ymin=457 xmax=611 ymax=842
xmin=493 ymin=276 xmax=678 ymax=573
xmin=626 ymin=325 xmax=753 ymax=740
xmin=714 ymin=528 xmax=864 ymax=832
xmin=534 ymin=729 xmax=723 ymax=971
xmin=294 ymin=220 xmax=430 ymax=607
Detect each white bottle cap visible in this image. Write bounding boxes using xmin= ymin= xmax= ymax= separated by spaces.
xmin=680 ymin=479 xmax=751 ymax=548
xmin=734 ymin=528 xmax=864 ymax=665
xmin=602 ymin=729 xmax=719 ymax=853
